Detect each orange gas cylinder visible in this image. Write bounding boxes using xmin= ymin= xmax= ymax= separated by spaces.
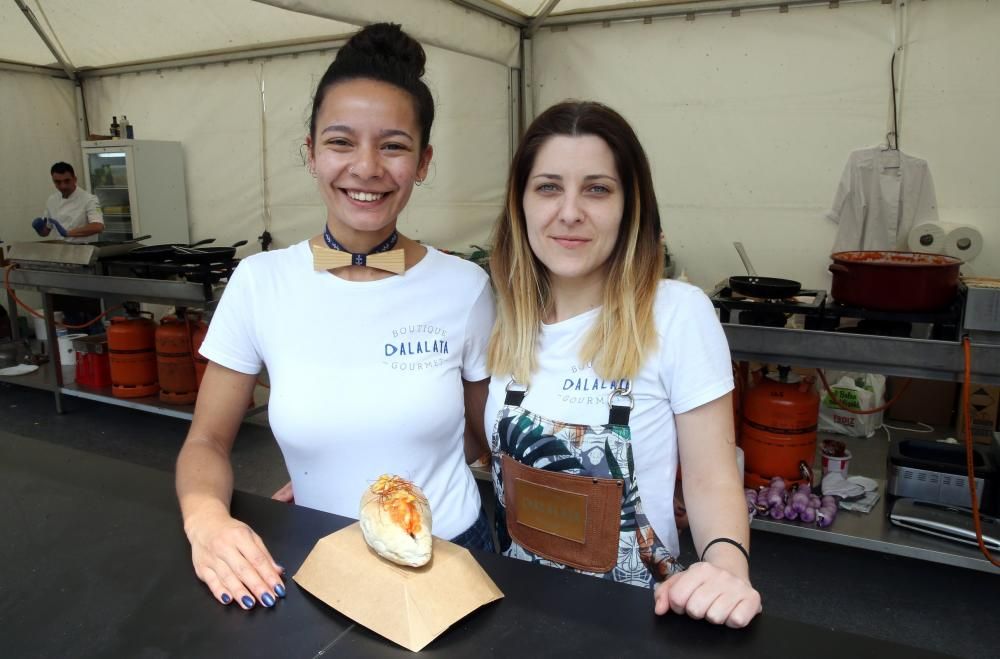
xmin=156 ymin=315 xmax=198 ymax=405
xmin=190 ymin=319 xmax=209 ymax=387
xmin=108 ymin=314 xmax=159 ymax=398
xmin=740 ymin=367 xmax=819 ymax=489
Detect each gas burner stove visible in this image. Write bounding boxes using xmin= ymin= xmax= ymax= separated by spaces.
xmin=98 ymin=258 xmax=239 ymax=299
xmin=709 ymin=282 xmax=964 ymax=339
xmin=710 ymin=285 xmax=826 ymax=325
xmin=100 ymin=258 xmax=237 ymax=282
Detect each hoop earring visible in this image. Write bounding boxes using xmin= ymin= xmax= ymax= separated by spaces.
xmin=415 ymin=178 xmax=424 ymax=187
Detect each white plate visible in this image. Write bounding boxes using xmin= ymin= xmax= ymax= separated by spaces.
xmin=0 ymin=364 xmax=40 ymax=376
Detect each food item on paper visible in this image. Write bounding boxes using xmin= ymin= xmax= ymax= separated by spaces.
xmin=359 ymin=475 xmax=433 ymax=567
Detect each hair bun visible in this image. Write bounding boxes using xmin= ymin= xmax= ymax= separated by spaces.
xmin=340 ymin=22 xmax=426 ymax=79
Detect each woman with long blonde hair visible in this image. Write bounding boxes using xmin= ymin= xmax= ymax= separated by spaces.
xmin=486 ymin=101 xmax=760 ymax=628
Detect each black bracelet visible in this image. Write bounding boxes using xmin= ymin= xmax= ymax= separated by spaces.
xmin=700 ymin=537 xmax=750 ymax=565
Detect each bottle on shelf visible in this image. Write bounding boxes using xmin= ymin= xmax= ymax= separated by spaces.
xmin=110 ymin=116 xmax=120 ymax=138
xmin=121 ymin=116 xmax=131 ymax=139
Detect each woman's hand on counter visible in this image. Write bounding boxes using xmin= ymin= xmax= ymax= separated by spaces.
xmin=653 ymin=561 xmax=761 ymax=628
xmin=185 ymin=510 xmax=286 ymax=610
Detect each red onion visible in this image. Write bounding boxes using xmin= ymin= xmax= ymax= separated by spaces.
xmin=816 ymin=508 xmax=836 ymax=528
xmin=790 ymin=491 xmax=810 ymax=514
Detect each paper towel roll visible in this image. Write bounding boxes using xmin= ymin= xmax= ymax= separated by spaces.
xmin=943 ymin=224 xmax=983 ymax=262
xmin=907 ymin=222 xmax=947 ymax=253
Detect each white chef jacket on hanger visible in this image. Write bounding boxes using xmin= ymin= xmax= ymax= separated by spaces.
xmin=824 ymin=147 xmax=938 ymax=253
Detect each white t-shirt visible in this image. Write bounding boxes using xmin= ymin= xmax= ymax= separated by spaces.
xmin=485 ymin=280 xmax=733 ymax=556
xmin=199 ymin=241 xmax=495 ymax=540
xmin=44 ymin=187 xmax=104 ymax=244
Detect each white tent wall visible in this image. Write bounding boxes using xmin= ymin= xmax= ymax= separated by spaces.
xmin=530 ymin=0 xmax=999 ymax=289
xmin=80 ymin=44 xmax=510 ymax=253
xmin=0 ymin=70 xmax=79 ymax=246
xmin=900 ymin=0 xmax=1000 ymax=279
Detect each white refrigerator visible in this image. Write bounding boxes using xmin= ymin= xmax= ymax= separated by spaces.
xmin=81 ymin=139 xmax=190 ymax=244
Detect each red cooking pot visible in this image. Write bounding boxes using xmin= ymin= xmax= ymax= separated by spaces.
xmin=828 ymin=251 xmax=962 ymax=312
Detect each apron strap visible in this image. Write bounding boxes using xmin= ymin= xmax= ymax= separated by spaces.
xmin=504 ymin=379 xmax=527 ymax=407
xmin=608 ymin=385 xmax=634 ymax=426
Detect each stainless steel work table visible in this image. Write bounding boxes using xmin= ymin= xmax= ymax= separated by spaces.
xmin=1 ymin=266 xmax=255 ymax=419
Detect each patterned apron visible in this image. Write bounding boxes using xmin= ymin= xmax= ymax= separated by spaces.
xmin=491 ymin=381 xmax=682 ymax=588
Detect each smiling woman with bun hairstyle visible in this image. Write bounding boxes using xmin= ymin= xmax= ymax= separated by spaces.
xmin=176 ymin=23 xmax=496 ymax=612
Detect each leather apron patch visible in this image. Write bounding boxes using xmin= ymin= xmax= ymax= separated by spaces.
xmin=502 ymin=454 xmax=622 ymax=573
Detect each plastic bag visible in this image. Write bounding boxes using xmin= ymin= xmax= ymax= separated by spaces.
xmin=817 ymin=371 xmax=886 ymax=438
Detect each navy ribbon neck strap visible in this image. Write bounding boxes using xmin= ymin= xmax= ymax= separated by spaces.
xmin=312 ymin=225 xmax=406 ymax=274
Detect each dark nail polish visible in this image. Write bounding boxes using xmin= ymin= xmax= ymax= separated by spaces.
xmin=275 ymin=584 xmax=286 ymax=598
xmin=221 ymin=593 xmax=232 ymax=604
xmin=241 ymin=595 xmax=255 ymax=609
xmin=261 ymin=592 xmax=275 ymax=607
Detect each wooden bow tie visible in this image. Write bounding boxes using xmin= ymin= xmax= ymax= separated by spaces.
xmin=311 ymin=244 xmax=406 ymax=274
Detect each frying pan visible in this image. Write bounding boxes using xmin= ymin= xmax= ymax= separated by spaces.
xmin=126 ymin=238 xmax=216 ymax=261
xmin=729 ymin=242 xmax=802 ymax=299
xmin=170 ymin=240 xmax=248 ymax=265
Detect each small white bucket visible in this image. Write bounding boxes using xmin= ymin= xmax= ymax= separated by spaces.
xmin=57 ymin=333 xmax=87 ymax=366
xmin=821 ymin=449 xmax=852 ymax=478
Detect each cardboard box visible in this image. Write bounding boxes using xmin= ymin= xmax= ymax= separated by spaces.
xmin=956 ymin=384 xmax=1000 ymax=444
xmin=886 ymin=377 xmax=958 ymax=427
xmin=294 ymin=523 xmax=503 ymax=652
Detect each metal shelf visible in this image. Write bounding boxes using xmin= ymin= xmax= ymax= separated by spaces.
xmin=723 ymin=323 xmax=1000 ymax=384
xmin=751 ymin=486 xmax=999 ymax=574
xmin=5 ymin=268 xmax=230 ymax=417
xmin=0 ymin=363 xmax=61 ymax=391
xmin=6 ymin=268 xmax=225 ymax=307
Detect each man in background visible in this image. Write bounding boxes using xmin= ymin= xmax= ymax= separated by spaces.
xmin=30 ymin=161 xmax=105 ymax=331
xmin=31 ymin=162 xmax=104 ymax=243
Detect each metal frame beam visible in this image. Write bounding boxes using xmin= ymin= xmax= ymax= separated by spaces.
xmin=449 ymin=0 xmax=528 ymax=26
xmin=0 ymin=58 xmax=69 ymax=78
xmin=526 ymin=0 xmax=563 ymax=38
xmin=539 ymin=0 xmax=877 ymax=28
xmin=14 ymin=0 xmax=76 ymax=80
xmin=75 ymin=36 xmax=352 ymax=79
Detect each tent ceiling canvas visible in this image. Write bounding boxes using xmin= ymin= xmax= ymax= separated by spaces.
xmin=1 ymin=0 xmax=356 ymax=69
xmin=4 ymin=0 xmax=847 ymax=73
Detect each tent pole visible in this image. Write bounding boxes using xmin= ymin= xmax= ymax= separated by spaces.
xmin=74 ymin=83 xmax=89 ymax=143
xmin=525 ymin=0 xmax=563 ymax=38
xmin=509 ymin=66 xmax=522 ymax=160
xmin=521 ymin=36 xmax=535 ymax=125
xmin=13 ymin=0 xmax=77 ymax=81
xmin=14 ymin=0 xmax=88 ymax=141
